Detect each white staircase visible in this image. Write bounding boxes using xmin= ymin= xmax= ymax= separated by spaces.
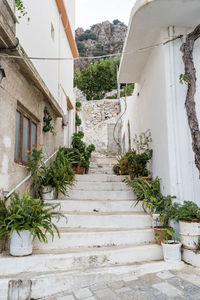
xmin=0 ymin=157 xmax=172 ymax=299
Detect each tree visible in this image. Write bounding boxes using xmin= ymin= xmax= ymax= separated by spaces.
xmin=74 ymin=57 xmax=120 ymax=100
xmin=113 ymin=19 xmax=120 ymax=25
xmin=181 ymin=24 xmax=200 ymax=172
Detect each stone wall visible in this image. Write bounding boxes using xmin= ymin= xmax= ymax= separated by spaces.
xmin=79 ymin=99 xmax=121 ymax=155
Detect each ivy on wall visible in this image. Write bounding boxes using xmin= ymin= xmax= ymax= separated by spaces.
xmin=43 ymin=106 xmax=55 ymax=135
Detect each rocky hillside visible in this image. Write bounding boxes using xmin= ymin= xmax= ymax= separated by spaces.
xmin=75 ymin=20 xmax=127 ymax=69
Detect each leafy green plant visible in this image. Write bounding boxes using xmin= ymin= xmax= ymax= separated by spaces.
xmin=154 ymin=228 xmax=176 ymax=244
xmin=125 ymin=176 xmax=175 ymax=224
xmin=179 ymin=74 xmax=190 ymax=85
xmin=27 ymin=146 xmax=43 ymax=197
xmin=15 ymin=0 xmax=30 ymax=21
xmin=74 ymin=57 xmax=120 ymax=100
xmin=76 ymin=101 xmax=82 ymax=110
xmin=75 ymin=113 xmax=82 ymax=127
xmin=0 ymin=192 xmax=64 ymax=243
xmin=117 ymin=149 xmax=152 ymax=177
xmin=176 ymin=201 xmax=200 ymax=221
xmin=43 ymin=106 xmax=55 ymax=135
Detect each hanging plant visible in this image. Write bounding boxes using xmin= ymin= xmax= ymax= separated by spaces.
xmin=43 ymin=106 xmax=55 ymax=135
xmin=15 ymin=0 xmax=30 ymax=21
xmin=75 ymin=113 xmax=82 ymax=127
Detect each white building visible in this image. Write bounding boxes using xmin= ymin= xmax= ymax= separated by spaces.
xmin=0 ymin=0 xmax=78 ymax=193
xmin=16 ymin=0 xmax=78 ymax=147
xmin=118 ymin=0 xmax=200 ymax=205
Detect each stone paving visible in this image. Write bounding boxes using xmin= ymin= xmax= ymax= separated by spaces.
xmin=44 ymin=265 xmax=200 ymax=300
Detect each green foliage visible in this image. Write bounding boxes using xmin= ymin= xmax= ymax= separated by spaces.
xmin=0 ymin=192 xmax=64 ymax=242
xmin=75 ymin=113 xmax=82 ymax=127
xmin=155 ymin=228 xmax=175 ymax=243
xmin=76 ymin=101 xmax=82 ymax=110
xmin=74 ymin=57 xmax=120 ymax=100
xmin=27 ymin=146 xmax=43 ymax=197
xmin=115 ymin=149 xmax=152 ymax=177
xmin=71 ymin=131 xmax=95 ymax=170
xmin=113 ymin=19 xmax=121 ymax=25
xmin=77 ymin=30 xmax=97 ymax=41
xmin=15 ymin=0 xmax=29 ymax=21
xmin=121 ymin=83 xmax=135 ymax=97
xmin=27 ymin=146 xmax=75 ymax=197
xmin=76 ymin=41 xmax=86 ymax=56
xmin=43 ymin=106 xmax=55 ymax=135
xmin=125 ymin=176 xmax=175 ymax=224
xmin=176 ymin=201 xmax=200 ymax=221
xmin=179 ymin=74 xmax=190 ymax=85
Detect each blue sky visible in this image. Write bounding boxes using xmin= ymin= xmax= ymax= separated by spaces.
xmin=75 ymin=0 xmax=136 ymax=29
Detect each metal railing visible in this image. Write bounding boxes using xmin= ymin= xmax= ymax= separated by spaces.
xmin=5 ymin=149 xmax=59 ymax=199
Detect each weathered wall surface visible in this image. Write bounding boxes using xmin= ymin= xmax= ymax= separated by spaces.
xmin=79 ymin=99 xmax=121 ymax=155
xmin=0 ymin=58 xmax=64 ymax=193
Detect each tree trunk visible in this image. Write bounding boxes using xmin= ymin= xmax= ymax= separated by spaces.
xmin=182 ymin=24 xmax=200 ymax=173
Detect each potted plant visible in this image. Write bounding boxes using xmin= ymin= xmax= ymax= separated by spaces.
xmin=155 ymin=228 xmax=182 ymax=262
xmin=176 ymin=201 xmax=200 ymax=250
xmin=0 ymin=192 xmax=63 ymax=256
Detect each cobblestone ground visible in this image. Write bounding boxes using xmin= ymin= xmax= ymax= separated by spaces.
xmin=46 ymin=265 xmax=200 ymax=300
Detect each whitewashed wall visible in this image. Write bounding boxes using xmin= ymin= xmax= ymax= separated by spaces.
xmin=121 ymin=27 xmax=200 ymax=205
xmin=16 ymin=0 xmax=75 ymax=146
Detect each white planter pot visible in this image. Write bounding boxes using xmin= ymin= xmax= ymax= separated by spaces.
xmin=42 ymin=187 xmax=54 ymax=200
xmin=161 ymin=241 xmax=182 ymax=262
xmin=10 ymin=230 xmax=33 ymax=256
xmin=152 ymin=213 xmax=163 ymax=228
xmin=179 ymin=220 xmax=200 ymax=250
xmin=183 ymin=249 xmax=200 ymax=268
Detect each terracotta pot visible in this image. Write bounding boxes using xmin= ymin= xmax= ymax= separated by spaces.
xmin=73 ymin=165 xmax=85 ymax=175
xmin=85 ymin=169 xmax=89 ymax=174
xmin=154 ymin=226 xmax=172 ymax=245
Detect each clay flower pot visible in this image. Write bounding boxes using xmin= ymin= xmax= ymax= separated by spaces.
xmin=154 ymin=226 xmax=172 ymax=245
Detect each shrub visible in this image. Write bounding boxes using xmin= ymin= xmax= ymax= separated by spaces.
xmin=0 ymin=192 xmax=64 ymax=242
xmin=75 ymin=113 xmax=82 ymax=127
xmin=74 ymin=57 xmax=120 ymax=100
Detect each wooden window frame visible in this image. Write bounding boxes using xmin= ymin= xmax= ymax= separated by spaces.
xmin=14 ymin=108 xmax=38 ymax=165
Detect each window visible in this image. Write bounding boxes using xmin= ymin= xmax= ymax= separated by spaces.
xmin=14 ymin=109 xmax=37 ymax=164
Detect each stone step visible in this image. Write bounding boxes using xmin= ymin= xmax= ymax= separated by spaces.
xmin=89 ymin=168 xmax=115 ymax=175
xmin=0 ymin=244 xmax=163 ymax=277
xmin=75 ymin=174 xmax=126 ymax=182
xmin=73 ymin=181 xmax=131 ymax=191
xmin=64 ymin=190 xmax=135 ymax=201
xmin=51 ymin=199 xmax=142 ymax=213
xmin=55 ymin=212 xmax=151 ymax=229
xmin=33 ymin=228 xmax=155 ymax=250
xmin=0 ymin=261 xmax=185 ymax=300
xmin=91 ymin=157 xmax=117 ymax=165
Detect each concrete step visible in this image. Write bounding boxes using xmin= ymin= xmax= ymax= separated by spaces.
xmin=56 ymin=212 xmax=151 ymax=229
xmin=65 ymin=190 xmax=135 ymax=201
xmin=0 ymin=261 xmax=185 ymax=300
xmin=89 ymin=168 xmax=115 ymax=174
xmin=75 ymin=174 xmax=127 ymax=182
xmin=91 ymin=157 xmax=117 ymax=165
xmin=73 ymin=181 xmax=131 ymax=191
xmin=33 ymin=228 xmax=155 ymax=250
xmin=0 ymin=244 xmax=163 ymax=277
xmin=51 ymin=199 xmax=143 ymax=213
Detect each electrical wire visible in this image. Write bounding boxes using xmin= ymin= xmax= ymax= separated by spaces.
xmin=0 ymin=35 xmax=184 ymax=62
